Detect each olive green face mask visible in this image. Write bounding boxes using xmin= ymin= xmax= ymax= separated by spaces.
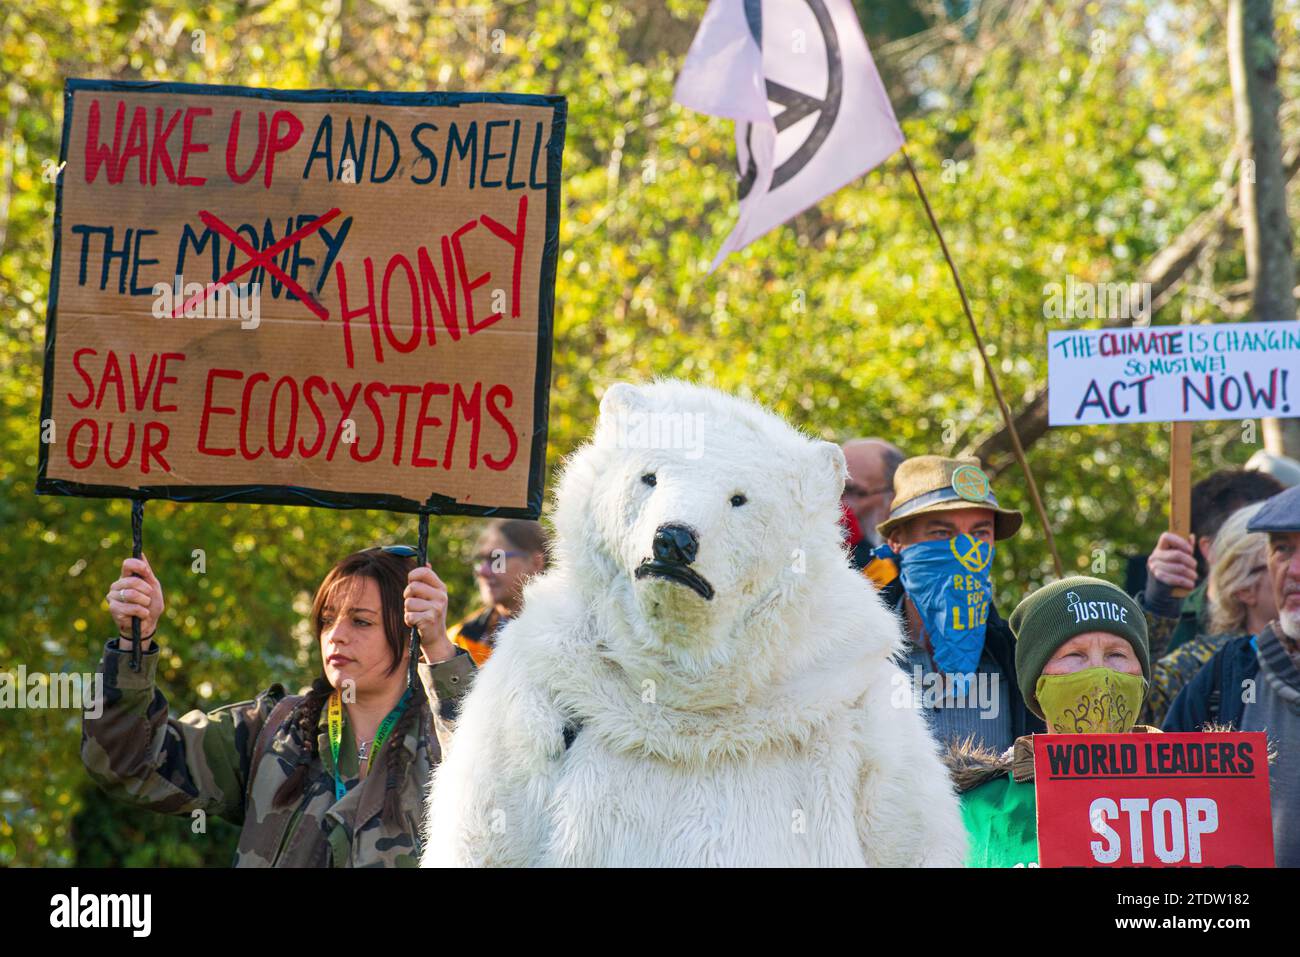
xmin=1035 ymin=667 xmax=1147 ymax=734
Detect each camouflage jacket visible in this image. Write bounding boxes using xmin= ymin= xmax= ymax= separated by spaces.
xmin=1140 ymin=632 xmax=1235 ymax=728
xmin=82 ymin=638 xmax=475 ymax=867
xmin=1144 ymin=606 xmax=1177 ymax=662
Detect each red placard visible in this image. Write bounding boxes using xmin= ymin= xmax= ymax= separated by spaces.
xmin=1034 ymin=732 xmax=1274 ymax=867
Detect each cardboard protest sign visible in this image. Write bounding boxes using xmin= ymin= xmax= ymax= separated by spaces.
xmin=1047 ymin=321 xmax=1299 ymax=426
xmin=1034 ymin=732 xmax=1275 ymax=867
xmin=38 ymin=80 xmax=566 ymax=516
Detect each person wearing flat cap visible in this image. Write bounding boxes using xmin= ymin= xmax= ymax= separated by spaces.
xmin=952 ymin=576 xmax=1156 ymax=867
xmin=863 ymin=455 xmax=1041 ymax=753
xmin=1165 ymin=483 xmax=1300 ymax=867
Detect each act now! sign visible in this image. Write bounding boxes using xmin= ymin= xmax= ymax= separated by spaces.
xmin=38 ymin=80 xmax=566 ymax=517
xmin=1034 ymin=732 xmax=1274 ymax=868
xmin=1047 ymin=321 xmax=1299 ymax=425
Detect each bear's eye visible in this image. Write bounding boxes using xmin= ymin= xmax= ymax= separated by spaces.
xmin=641 ymin=473 xmax=657 ymax=487
xmin=730 ymin=493 xmax=747 ymax=507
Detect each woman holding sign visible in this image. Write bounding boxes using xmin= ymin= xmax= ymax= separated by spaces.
xmin=949 ymin=576 xmax=1153 ymax=867
xmin=81 ymin=547 xmax=473 ymax=867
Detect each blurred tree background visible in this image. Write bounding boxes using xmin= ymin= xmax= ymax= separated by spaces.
xmin=2 ymin=0 xmax=1296 ymax=864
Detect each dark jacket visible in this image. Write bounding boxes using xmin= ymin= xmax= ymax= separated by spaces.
xmin=880 ymin=578 xmax=1044 ymax=741
xmin=1162 ymin=633 xmax=1259 ymax=732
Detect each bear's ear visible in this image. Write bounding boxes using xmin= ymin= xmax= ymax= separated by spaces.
xmin=598 ymin=382 xmax=648 ymax=419
xmin=800 ymin=440 xmax=847 ymax=506
xmin=593 ymin=382 xmax=648 ymax=447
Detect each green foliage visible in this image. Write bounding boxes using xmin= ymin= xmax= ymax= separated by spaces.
xmin=72 ymin=781 xmax=244 ymax=867
xmin=0 ymin=0 xmax=1289 ymax=864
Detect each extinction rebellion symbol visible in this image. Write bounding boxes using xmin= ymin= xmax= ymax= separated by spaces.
xmin=737 ymin=0 xmax=844 ymax=199
xmin=950 ymin=534 xmax=993 ymax=574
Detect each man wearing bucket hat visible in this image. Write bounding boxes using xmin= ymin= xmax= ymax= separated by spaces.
xmin=865 ymin=455 xmax=1039 ymax=752
xmin=951 ymin=576 xmax=1155 ymax=867
xmin=1165 ymin=483 xmax=1300 ymax=867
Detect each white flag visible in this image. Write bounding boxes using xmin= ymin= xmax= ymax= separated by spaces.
xmin=675 ymin=0 xmax=904 ymax=270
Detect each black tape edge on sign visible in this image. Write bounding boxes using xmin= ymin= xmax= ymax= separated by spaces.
xmin=60 ymin=77 xmax=568 ymax=110
xmin=530 ymin=94 xmax=566 ymax=519
xmin=33 ymin=476 xmax=543 ymax=518
xmin=37 ymin=79 xmax=566 ymax=520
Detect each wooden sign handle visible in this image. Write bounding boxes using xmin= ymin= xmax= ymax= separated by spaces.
xmin=1169 ymin=422 xmax=1193 ymax=599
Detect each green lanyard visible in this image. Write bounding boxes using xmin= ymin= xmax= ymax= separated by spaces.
xmin=327 ymin=687 xmax=413 ymax=802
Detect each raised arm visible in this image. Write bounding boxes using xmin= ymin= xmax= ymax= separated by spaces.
xmin=81 ymin=635 xmax=284 ymax=824
xmin=81 ymin=554 xmax=280 ymax=824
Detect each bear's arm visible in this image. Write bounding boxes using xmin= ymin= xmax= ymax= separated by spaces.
xmin=421 ymin=627 xmax=564 ymax=867
xmin=852 ymin=667 xmax=969 ymax=867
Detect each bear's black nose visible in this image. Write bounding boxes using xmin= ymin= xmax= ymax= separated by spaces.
xmin=652 ymin=524 xmax=699 ymax=565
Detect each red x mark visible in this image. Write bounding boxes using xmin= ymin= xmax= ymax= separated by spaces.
xmin=172 ymin=208 xmax=341 ymax=321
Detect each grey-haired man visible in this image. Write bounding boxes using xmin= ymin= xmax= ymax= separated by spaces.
xmin=1165 ymin=483 xmax=1300 ymax=866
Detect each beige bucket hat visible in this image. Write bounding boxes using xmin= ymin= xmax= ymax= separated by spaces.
xmin=876 ymin=455 xmax=1023 ymax=541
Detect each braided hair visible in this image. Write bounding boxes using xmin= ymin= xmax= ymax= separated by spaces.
xmin=273 ymin=676 xmax=332 ymax=808
xmin=273 ymin=548 xmax=430 ymax=810
xmin=380 ymin=691 xmax=428 ymax=822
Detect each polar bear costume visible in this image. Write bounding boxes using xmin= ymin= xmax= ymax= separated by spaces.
xmin=423 ymin=380 xmax=966 ymax=866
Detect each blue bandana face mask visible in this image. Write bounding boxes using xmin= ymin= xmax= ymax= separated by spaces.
xmin=898 ymin=534 xmax=994 ymax=679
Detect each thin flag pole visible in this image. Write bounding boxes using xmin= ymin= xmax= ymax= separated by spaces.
xmin=899 ymin=147 xmax=1065 ymax=578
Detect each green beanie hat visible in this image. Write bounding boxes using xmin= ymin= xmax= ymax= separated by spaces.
xmin=1008 ymin=576 xmax=1149 ymax=718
